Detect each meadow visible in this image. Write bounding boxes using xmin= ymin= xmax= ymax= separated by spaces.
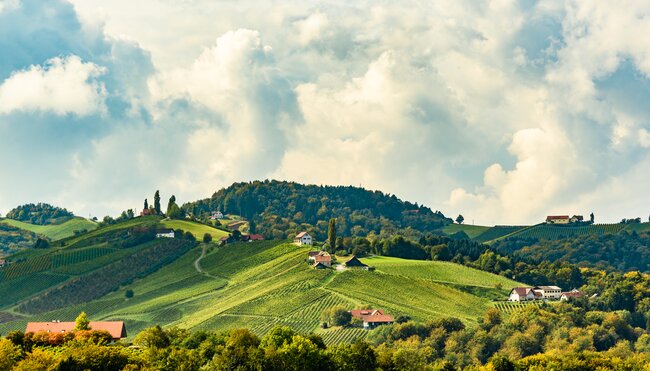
xmin=161 ymin=219 xmax=230 ymax=240
xmin=0 ymin=217 xmax=97 ymax=240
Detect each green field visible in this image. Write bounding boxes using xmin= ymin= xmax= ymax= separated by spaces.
xmin=442 ymin=224 xmax=491 ymax=239
xmin=0 ymin=220 xmax=527 ymax=343
xmin=0 ymin=217 xmax=97 ymax=241
xmin=161 ymin=219 xmax=230 ymax=240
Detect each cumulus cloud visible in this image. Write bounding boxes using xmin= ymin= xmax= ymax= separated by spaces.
xmin=0 ymin=55 xmax=106 ymax=116
xmin=1 ymin=0 xmax=650 ymax=224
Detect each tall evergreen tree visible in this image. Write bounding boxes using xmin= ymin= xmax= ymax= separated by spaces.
xmin=154 ymin=191 xmax=161 ymax=215
xmin=328 ymin=218 xmax=337 ymax=251
xmin=144 ymin=199 xmax=149 ymax=210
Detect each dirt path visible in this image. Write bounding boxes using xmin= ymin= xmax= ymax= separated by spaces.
xmin=194 ymin=246 xmax=222 ymax=279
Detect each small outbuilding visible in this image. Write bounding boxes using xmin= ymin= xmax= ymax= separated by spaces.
xmin=344 ymin=256 xmax=367 ymax=268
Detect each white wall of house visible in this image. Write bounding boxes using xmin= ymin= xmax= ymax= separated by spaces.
xmin=156 ymin=231 xmax=175 ymax=238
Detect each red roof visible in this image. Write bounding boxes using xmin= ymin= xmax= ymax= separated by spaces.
xmin=510 ymin=287 xmax=533 ymax=297
xmin=562 ymin=291 xmax=584 ymax=298
xmin=350 ymin=309 xmax=385 ymax=320
xmin=546 ymin=215 xmax=570 ymax=221
xmin=364 ymin=315 xmax=394 ymax=323
xmin=249 ymin=234 xmax=264 ymax=241
xmin=25 ymin=321 xmax=127 ymax=340
xmin=315 ymin=254 xmax=332 ymax=263
xmin=308 ymin=251 xmax=320 ymax=257
xmin=295 ymin=231 xmax=308 ymax=238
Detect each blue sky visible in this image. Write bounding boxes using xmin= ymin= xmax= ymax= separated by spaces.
xmin=1 ymin=0 xmax=649 ymax=225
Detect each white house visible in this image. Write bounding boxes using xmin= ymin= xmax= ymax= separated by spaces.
xmin=156 ymin=229 xmax=175 ymax=238
xmin=209 ymin=211 xmax=224 ymax=220
xmin=294 ymin=232 xmax=312 ymax=245
xmin=509 ymin=287 xmax=536 ymax=302
xmin=533 ymin=286 xmax=562 ymax=300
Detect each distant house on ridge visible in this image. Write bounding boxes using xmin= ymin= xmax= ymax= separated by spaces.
xmin=294 ymin=232 xmax=313 ymax=245
xmin=546 ymin=215 xmax=570 ymax=224
xmin=209 ymin=211 xmax=224 ymax=220
xmin=25 ymin=321 xmax=127 ymax=341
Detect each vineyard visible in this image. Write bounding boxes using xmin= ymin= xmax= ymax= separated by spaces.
xmin=492 ymin=300 xmax=546 ymax=315
xmin=319 ymin=327 xmax=368 ymax=345
xmin=507 ymin=224 xmax=628 ymax=240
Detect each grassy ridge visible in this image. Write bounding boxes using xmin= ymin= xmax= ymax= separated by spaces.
xmin=442 ymin=224 xmax=490 ymax=239
xmin=0 ymin=217 xmax=97 ymax=241
xmin=161 ymin=219 xmax=229 ymax=240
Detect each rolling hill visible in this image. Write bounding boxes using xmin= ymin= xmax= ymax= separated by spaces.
xmin=0 ymin=216 xmax=522 ymax=343
xmin=0 ymin=217 xmax=97 ymax=241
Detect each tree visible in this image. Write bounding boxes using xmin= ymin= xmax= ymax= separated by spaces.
xmin=203 ymin=233 xmax=213 ymax=243
xmin=328 ymin=218 xmax=337 ymax=252
xmin=144 ymin=198 xmax=149 ymax=211
xmin=456 ymin=214 xmax=465 ymax=224
xmin=34 ymin=238 xmax=49 ymax=249
xmin=74 ymin=312 xmax=90 ymax=331
xmin=154 ymin=190 xmax=161 ymax=215
xmin=0 ymin=338 xmax=23 ymax=371
xmin=322 ymin=306 xmax=351 ymax=327
xmin=133 ymin=326 xmax=170 ymax=348
xmin=125 ymin=289 xmax=134 ymax=299
xmin=590 ymin=212 xmax=595 ymax=223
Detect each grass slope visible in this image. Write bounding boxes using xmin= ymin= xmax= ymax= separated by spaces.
xmin=161 ymin=219 xmax=229 ymax=240
xmin=0 ymin=238 xmax=526 ymax=344
xmin=442 ymin=224 xmax=490 ymax=239
xmin=0 ymin=217 xmax=97 ymax=241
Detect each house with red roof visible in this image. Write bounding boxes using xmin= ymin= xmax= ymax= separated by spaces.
xmin=26 ymin=321 xmax=127 ymax=341
xmin=546 ymin=215 xmax=570 ymax=224
xmin=561 ymin=289 xmax=584 ymax=301
xmin=349 ymin=309 xmax=394 ymax=329
xmin=509 ymin=287 xmax=536 ymax=302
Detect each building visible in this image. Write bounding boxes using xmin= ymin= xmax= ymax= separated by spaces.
xmin=209 ymin=211 xmax=224 ymax=220
xmin=294 ymin=232 xmax=313 ymax=245
xmin=349 ymin=309 xmax=394 ymax=329
xmin=509 ymin=287 xmax=536 ymax=302
xmin=313 ymin=262 xmax=328 ymax=269
xmin=314 ymin=252 xmax=332 ymax=267
xmin=570 ymin=215 xmax=584 ymax=223
xmin=155 ymin=229 xmax=175 ymax=238
xmin=546 ymin=215 xmax=570 ymax=224
xmin=249 ymin=234 xmax=264 ymax=241
xmin=561 ymin=289 xmax=584 ymax=301
xmin=344 ymin=256 xmax=367 ymax=268
xmin=533 ymin=286 xmax=562 ymax=300
xmin=25 ymin=321 xmax=127 ymax=341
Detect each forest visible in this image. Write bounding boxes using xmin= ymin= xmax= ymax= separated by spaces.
xmin=4 ymin=203 xmax=74 ymax=225
xmin=182 ymin=180 xmax=452 ymax=240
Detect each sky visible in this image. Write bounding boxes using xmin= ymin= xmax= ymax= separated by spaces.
xmin=1 ymin=0 xmax=649 ymax=225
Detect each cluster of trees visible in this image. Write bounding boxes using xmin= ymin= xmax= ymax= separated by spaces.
xmin=5 ymin=203 xmax=74 ymax=225
xmin=182 ymin=180 xmax=452 ymax=240
xmin=492 ymin=232 xmax=650 ymax=272
xmin=5 ymin=306 xmax=650 ymax=370
xmin=0 ymin=224 xmax=37 ymax=253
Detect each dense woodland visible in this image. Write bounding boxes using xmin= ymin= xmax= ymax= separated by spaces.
xmin=493 ymin=232 xmax=650 ymax=272
xmin=0 ymin=224 xmax=37 ymax=254
xmin=5 ymin=203 xmax=74 ymax=225
xmin=182 ymin=181 xmax=452 ymax=240
xmin=4 ymin=306 xmax=650 ymax=370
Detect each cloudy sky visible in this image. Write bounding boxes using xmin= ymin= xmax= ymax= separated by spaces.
xmin=1 ymin=0 xmax=649 ymax=225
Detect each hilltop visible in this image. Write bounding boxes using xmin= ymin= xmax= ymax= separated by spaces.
xmin=0 ymin=215 xmax=520 ymax=343
xmin=182 ymin=180 xmax=452 ymax=241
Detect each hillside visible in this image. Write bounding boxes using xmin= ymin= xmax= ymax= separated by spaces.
xmin=0 ymin=217 xmax=97 ymax=241
xmin=182 ymin=180 xmax=452 ymax=241
xmin=0 ymin=218 xmax=522 ymax=343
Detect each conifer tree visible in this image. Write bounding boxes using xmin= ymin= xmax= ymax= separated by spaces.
xmin=154 ymin=191 xmax=161 ymax=215
xmin=328 ymin=218 xmax=337 ymax=251
xmin=74 ymin=311 xmax=90 ymax=331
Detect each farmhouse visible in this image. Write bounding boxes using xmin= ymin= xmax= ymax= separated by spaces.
xmin=533 ymin=286 xmax=562 ymax=300
xmin=509 ymin=287 xmax=536 ymax=302
xmin=349 ymin=309 xmax=394 ymax=329
xmin=314 ymin=253 xmax=332 ymax=267
xmin=546 ymin=215 xmax=570 ymax=224
xmin=25 ymin=321 xmax=127 ymax=341
xmin=209 ymin=211 xmax=224 ymax=220
xmin=570 ymin=215 xmax=584 ymax=223
xmin=248 ymin=234 xmax=264 ymax=241
xmin=344 ymin=256 xmax=368 ymax=269
xmin=294 ymin=232 xmax=313 ymax=245
xmin=561 ymin=289 xmax=584 ymax=301
xmin=155 ymin=229 xmax=175 ymax=238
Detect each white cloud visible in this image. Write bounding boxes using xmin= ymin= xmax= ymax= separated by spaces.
xmin=0 ymin=55 xmax=106 ymax=116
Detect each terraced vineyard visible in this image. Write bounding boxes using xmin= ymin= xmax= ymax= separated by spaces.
xmin=0 ymin=227 xmax=528 ymax=343
xmin=508 ymin=224 xmax=628 ymax=240
xmin=492 ymin=300 xmax=545 ymax=314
